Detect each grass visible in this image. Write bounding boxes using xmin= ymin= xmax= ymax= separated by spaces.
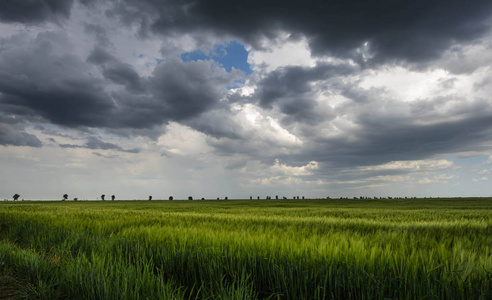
xmin=0 ymin=198 xmax=490 ymax=299
xmin=0 ymin=270 xmax=37 ymax=300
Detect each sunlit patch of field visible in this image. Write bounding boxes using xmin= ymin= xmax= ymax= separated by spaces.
xmin=0 ymin=198 xmax=490 ymax=299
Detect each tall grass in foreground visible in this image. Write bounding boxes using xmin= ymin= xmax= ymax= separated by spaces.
xmin=0 ymin=198 xmax=491 ymax=299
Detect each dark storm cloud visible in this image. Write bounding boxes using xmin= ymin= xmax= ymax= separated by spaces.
xmin=99 ymin=58 xmax=239 ymax=131
xmin=87 ymin=47 xmax=115 ymax=65
xmin=315 ymin=167 xmax=409 ymax=184
xmin=1 ymin=81 xmax=115 ymax=127
xmin=256 ymin=68 xmax=313 ymax=109
xmin=0 ymin=32 xmax=116 ymax=130
xmin=0 ymin=113 xmax=42 ymax=148
xmin=0 ymin=0 xmax=74 ymax=24
xmin=92 ymin=152 xmax=118 ymax=159
xmin=103 ymin=62 xmax=145 ymax=93
xmin=301 ymin=97 xmax=492 ymax=169
xmin=1 ymin=0 xmax=491 ymax=173
xmin=87 ymin=47 xmax=145 ymax=93
xmin=185 ymin=109 xmax=245 ymax=140
xmin=107 ymin=0 xmax=492 ymax=64
xmin=250 ymin=63 xmax=353 ymax=126
xmin=85 ymin=136 xmax=139 ymax=153
xmin=85 ymin=57 xmax=238 ymax=131
xmin=255 ymin=64 xmax=357 ymax=108
xmin=84 ymin=24 xmax=111 ymax=47
xmin=0 ymin=123 xmax=42 ymax=147
xmin=0 ymin=31 xmax=240 ymax=144
xmin=149 ymin=58 xmax=240 ymax=121
xmin=60 ymin=137 xmax=140 ymax=153
xmin=5 ymin=0 xmax=492 ymax=64
xmin=278 ymin=98 xmax=330 ymax=126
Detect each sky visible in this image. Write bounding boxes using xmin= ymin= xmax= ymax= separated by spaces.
xmin=1 ymin=0 xmax=492 ymax=200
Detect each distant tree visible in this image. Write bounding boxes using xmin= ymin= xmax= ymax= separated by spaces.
xmin=217 ymin=197 xmax=220 ymax=200
xmin=111 ymin=195 xmax=115 ymax=201
xmin=201 ymin=197 xmax=205 ymax=200
xmin=73 ymin=198 xmax=78 ymax=201
xmin=149 ymin=196 xmax=152 ymax=201
xmin=63 ymin=194 xmax=68 ymax=201
xmin=188 ymin=196 xmax=193 ymax=200
xmin=276 ymin=195 xmax=279 ymax=199
xmin=257 ymin=196 xmax=260 ymax=200
xmin=250 ymin=196 xmax=252 ymax=200
xmin=101 ymin=194 xmax=105 ymax=201
xmin=169 ymin=196 xmax=173 ymax=201
xmin=224 ymin=196 xmax=228 ymax=200
xmin=13 ymin=194 xmax=20 ymax=201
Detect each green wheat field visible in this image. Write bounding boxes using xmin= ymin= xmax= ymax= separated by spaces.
xmin=0 ymin=198 xmax=490 ymax=299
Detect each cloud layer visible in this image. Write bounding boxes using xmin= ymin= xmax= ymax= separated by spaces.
xmin=1 ymin=0 xmax=492 ymax=198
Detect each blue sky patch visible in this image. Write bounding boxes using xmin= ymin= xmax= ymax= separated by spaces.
xmin=180 ymin=40 xmax=252 ymax=75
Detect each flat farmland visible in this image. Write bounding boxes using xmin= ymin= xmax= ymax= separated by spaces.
xmin=0 ymin=198 xmax=490 ymax=299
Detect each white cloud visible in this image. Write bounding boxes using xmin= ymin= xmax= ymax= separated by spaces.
xmin=336 ymin=175 xmax=411 ymax=185
xmin=358 ymin=159 xmax=454 ymax=172
xmin=236 ymin=159 xmax=319 ymax=188
xmin=417 ymin=177 xmax=432 ymax=184
xmin=271 ymin=159 xmax=318 ymax=176
xmin=157 ymin=123 xmax=212 ymax=156
xmin=359 ymin=66 xmax=480 ymax=103
xmin=249 ymin=176 xmax=305 ymax=186
xmin=472 ymin=176 xmax=488 ymax=182
xmin=238 ymin=104 xmax=303 ymax=148
xmin=248 ymin=33 xmax=315 ymax=72
xmin=418 ymin=174 xmax=457 ymax=184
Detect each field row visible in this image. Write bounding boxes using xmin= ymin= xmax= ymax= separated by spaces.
xmin=0 ymin=198 xmax=491 ymax=299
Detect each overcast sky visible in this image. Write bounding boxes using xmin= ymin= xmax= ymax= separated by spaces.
xmin=1 ymin=0 xmax=492 ymax=200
